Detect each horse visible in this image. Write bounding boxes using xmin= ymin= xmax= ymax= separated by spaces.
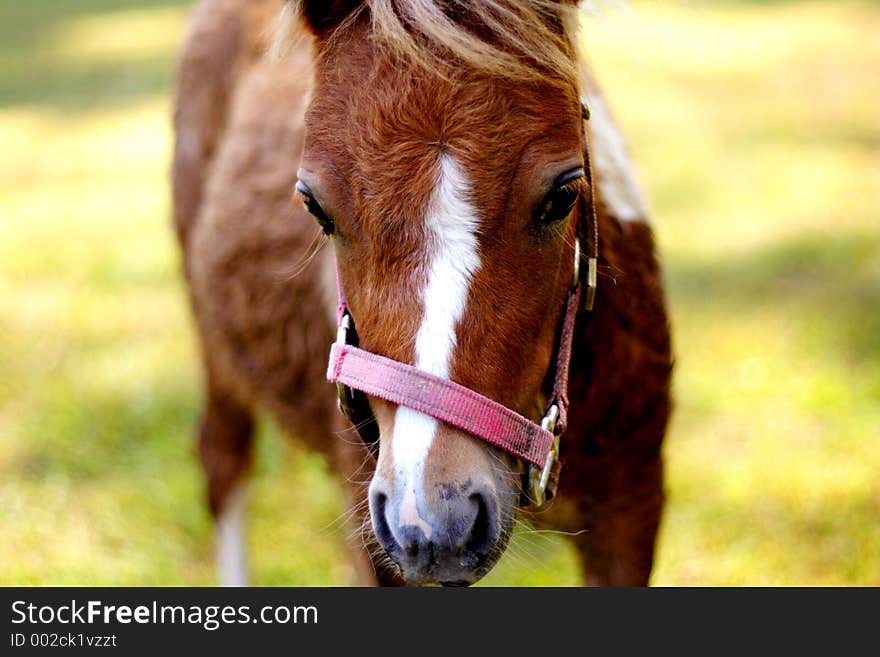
xmin=173 ymin=0 xmax=672 ymax=586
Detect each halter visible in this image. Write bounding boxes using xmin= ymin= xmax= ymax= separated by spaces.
xmin=326 ymin=101 xmax=598 ymax=506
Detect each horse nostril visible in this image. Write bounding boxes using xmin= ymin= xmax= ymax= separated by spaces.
xmin=370 ymin=489 xmax=430 ymax=561
xmin=463 ymin=492 xmax=496 ymax=562
xmin=371 ymin=492 xmax=399 ymax=557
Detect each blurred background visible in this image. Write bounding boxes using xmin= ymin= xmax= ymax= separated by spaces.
xmin=1 ymin=0 xmax=877 ymax=585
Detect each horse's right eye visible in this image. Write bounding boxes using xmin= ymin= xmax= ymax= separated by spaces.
xmin=534 ymin=168 xmax=584 ymax=228
xmin=295 ymin=180 xmax=335 ymax=235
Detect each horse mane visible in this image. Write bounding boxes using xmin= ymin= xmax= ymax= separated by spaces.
xmin=275 ymin=0 xmax=587 ymax=83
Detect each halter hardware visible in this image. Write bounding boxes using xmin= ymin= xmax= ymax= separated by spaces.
xmin=585 ymin=255 xmax=597 ymax=312
xmin=333 ymin=310 xmax=381 ymax=450
xmin=335 ymin=313 xmax=354 ymax=418
xmin=525 ymin=404 xmax=561 ymax=506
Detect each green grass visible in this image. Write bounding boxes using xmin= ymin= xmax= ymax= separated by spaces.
xmin=1 ymin=0 xmax=878 ymax=585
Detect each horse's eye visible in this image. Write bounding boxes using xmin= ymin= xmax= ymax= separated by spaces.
xmin=535 ymin=170 xmax=584 ymax=226
xmin=295 ymin=180 xmax=335 ymax=235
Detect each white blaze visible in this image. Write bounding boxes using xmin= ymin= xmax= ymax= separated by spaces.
xmin=392 ymin=154 xmax=481 ymax=535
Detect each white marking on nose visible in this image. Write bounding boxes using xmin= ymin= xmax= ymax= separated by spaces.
xmin=398 ymin=486 xmax=433 ymax=538
xmin=392 ymin=154 xmax=481 ymax=534
xmin=583 ymin=91 xmax=649 ymax=223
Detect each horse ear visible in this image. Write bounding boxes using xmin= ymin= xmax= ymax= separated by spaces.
xmin=293 ymin=0 xmax=362 ymax=37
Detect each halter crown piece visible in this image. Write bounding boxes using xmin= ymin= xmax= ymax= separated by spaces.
xmin=326 ymin=101 xmax=598 ymax=506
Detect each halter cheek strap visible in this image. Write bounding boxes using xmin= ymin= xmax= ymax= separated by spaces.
xmin=326 ymin=102 xmax=598 ymax=506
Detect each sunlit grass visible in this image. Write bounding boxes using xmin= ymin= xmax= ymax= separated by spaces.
xmin=53 ymin=7 xmax=187 ymax=60
xmin=1 ymin=0 xmax=877 ymax=585
xmin=583 ymin=1 xmax=880 ymax=585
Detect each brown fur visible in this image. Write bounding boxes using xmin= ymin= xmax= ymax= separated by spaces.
xmin=174 ymin=0 xmax=671 ymax=585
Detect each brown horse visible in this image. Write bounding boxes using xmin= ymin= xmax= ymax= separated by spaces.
xmin=173 ymin=0 xmax=672 ymax=586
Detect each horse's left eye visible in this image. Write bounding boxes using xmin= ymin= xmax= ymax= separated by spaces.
xmin=535 ymin=171 xmax=583 ymax=226
xmin=295 ymin=181 xmax=335 ymax=235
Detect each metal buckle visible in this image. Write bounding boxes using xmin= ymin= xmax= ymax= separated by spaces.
xmin=584 ymin=256 xmax=597 ymax=311
xmin=572 ymin=238 xmax=581 ymax=290
xmin=526 ymin=404 xmax=561 ymax=506
xmin=336 ymin=312 xmax=351 ymax=346
xmin=335 ymin=313 xmax=354 ymax=420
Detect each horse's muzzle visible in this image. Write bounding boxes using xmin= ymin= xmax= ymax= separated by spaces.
xmin=368 ymin=477 xmax=501 ymax=586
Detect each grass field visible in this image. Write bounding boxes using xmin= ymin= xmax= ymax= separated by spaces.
xmin=1 ymin=0 xmax=878 ymax=585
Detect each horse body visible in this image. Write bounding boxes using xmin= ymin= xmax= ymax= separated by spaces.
xmin=174 ymin=0 xmax=672 ymax=586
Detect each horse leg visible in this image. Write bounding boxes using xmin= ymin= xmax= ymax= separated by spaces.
xmin=570 ymin=440 xmax=665 ymax=586
xmin=197 ymin=367 xmax=255 ymax=587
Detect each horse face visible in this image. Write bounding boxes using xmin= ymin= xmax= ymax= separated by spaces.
xmin=294 ymin=8 xmax=582 ymax=585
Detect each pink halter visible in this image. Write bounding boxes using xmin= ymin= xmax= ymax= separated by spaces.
xmin=326 ymin=103 xmax=597 ymax=505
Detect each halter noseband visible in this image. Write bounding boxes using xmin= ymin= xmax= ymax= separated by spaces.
xmin=326 ymin=101 xmax=598 ymax=506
